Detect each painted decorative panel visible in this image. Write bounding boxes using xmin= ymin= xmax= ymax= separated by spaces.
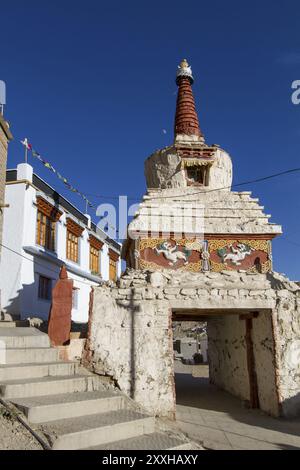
xmin=138 ymin=238 xmax=272 ymax=273
xmin=209 ymin=239 xmax=271 ymax=273
xmin=139 ymin=238 xmax=204 ymax=272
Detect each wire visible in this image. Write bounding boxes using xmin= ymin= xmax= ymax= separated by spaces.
xmin=30 ymin=165 xmax=300 ymax=237
xmin=83 ymin=192 xmax=143 ymax=201
xmin=58 ymin=165 xmax=300 ymax=234
xmin=81 ymin=167 xmax=300 ymax=201
xmin=27 ymin=132 xmax=300 ymax=203
xmin=2 ymin=238 xmax=300 ymax=293
xmin=20 ymin=140 xmax=120 ymax=233
xmin=0 ymin=242 xmax=103 ymax=287
xmin=278 ymin=236 xmax=300 ymax=249
xmin=22 ymin=136 xmax=300 ymax=228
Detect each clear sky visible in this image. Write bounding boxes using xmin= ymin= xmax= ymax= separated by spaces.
xmin=1 ymin=0 xmax=300 ymax=278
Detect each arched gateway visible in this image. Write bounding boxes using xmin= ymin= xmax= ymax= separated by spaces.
xmin=87 ymin=61 xmax=300 ymax=419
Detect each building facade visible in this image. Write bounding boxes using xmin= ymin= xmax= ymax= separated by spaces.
xmin=0 ymin=113 xmax=12 ymax=310
xmin=0 ymin=163 xmax=121 ymax=322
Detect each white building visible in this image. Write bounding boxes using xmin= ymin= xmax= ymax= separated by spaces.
xmin=0 ymin=163 xmax=121 ymax=323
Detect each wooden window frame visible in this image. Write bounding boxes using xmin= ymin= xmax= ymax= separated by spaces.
xmin=90 ymin=246 xmax=100 ymax=274
xmin=66 ymin=230 xmax=79 ymax=263
xmin=66 ymin=218 xmax=84 ymax=264
xmin=185 ymin=165 xmax=209 ymax=186
xmin=109 ymin=258 xmax=117 ymax=282
xmin=89 ymin=235 xmax=103 ymax=275
xmin=36 ymin=210 xmax=56 ymax=251
xmin=38 ymin=275 xmax=52 ymax=301
xmin=108 ymin=249 xmax=119 ymax=282
xmin=36 ymin=197 xmax=62 ymax=252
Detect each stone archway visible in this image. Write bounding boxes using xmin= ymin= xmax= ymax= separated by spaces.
xmin=87 ymin=269 xmax=300 ymax=419
xmin=172 ymin=308 xmax=278 ymax=415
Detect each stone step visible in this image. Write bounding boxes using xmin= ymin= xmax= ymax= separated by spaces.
xmin=4 ymin=347 xmax=59 ymax=364
xmin=0 ymin=374 xmax=103 ymax=399
xmin=0 ymin=361 xmax=79 ymax=381
xmin=0 ymin=321 xmax=30 ymax=328
xmin=0 ymin=328 xmax=50 ymax=348
xmin=0 ymin=313 xmax=21 ymax=322
xmin=86 ymin=432 xmax=192 ymax=450
xmin=44 ymin=410 xmax=155 ymax=450
xmin=12 ymin=390 xmax=125 ymax=423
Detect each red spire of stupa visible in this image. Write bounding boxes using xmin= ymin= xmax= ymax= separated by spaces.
xmin=174 ymin=59 xmax=204 ymax=142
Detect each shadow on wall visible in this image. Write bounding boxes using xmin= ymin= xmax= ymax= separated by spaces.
xmin=3 ymin=256 xmax=60 ymax=321
xmin=117 ymin=288 xmax=142 ymax=401
xmin=281 ymin=393 xmax=300 ymax=419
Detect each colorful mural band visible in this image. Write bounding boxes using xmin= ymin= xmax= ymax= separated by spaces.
xmin=138 ymin=238 xmax=271 ymax=273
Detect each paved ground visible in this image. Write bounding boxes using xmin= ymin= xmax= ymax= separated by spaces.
xmin=175 ymin=362 xmax=300 ymax=450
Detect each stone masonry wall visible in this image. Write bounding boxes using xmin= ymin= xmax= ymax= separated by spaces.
xmin=208 ymin=311 xmax=279 ymax=415
xmin=269 ymin=274 xmax=300 ymax=417
xmin=252 ymin=310 xmax=279 ymax=416
xmin=88 ymin=269 xmax=300 ymax=418
xmin=144 ymin=146 xmax=232 ymax=191
xmin=207 ymin=314 xmax=250 ymax=401
xmin=89 ymin=282 xmax=175 ymax=418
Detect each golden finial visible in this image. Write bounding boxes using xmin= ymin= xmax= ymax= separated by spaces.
xmin=176 ymin=58 xmax=194 ymax=85
xmin=180 ymin=59 xmax=189 ymax=68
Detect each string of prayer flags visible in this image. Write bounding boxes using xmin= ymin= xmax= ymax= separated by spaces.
xmin=20 ymin=138 xmax=118 ymax=233
xmin=21 ymin=138 xmax=32 ymax=150
xmin=21 ymin=138 xmax=95 ymax=210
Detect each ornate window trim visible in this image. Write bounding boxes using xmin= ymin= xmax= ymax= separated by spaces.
xmin=89 ymin=235 xmax=104 ymax=251
xmin=109 ymin=249 xmax=120 ymax=262
xmin=66 ymin=218 xmax=85 ymax=237
xmin=36 ymin=196 xmax=62 ymax=222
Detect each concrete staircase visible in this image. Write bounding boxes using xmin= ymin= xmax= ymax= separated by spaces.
xmin=0 ymin=322 xmax=191 ymax=450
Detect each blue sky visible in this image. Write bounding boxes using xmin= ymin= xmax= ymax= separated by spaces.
xmin=1 ymin=0 xmax=300 ymax=278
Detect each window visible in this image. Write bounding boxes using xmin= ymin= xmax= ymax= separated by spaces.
xmin=66 ymin=230 xmax=79 ymax=263
xmin=38 ymin=276 xmax=52 ymax=301
xmin=66 ymin=218 xmax=84 ymax=264
xmin=109 ymin=258 xmax=117 ymax=282
xmin=90 ymin=246 xmax=100 ymax=274
xmin=109 ymin=249 xmax=119 ymax=281
xmin=89 ymin=235 xmax=103 ymax=275
xmin=254 ymin=257 xmax=262 ymax=273
xmin=186 ymin=165 xmax=208 ymax=186
xmin=36 ymin=197 xmax=62 ymax=251
xmin=36 ymin=210 xmax=56 ymax=251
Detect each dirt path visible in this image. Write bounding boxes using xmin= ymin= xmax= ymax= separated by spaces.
xmin=0 ymin=405 xmax=42 ymax=450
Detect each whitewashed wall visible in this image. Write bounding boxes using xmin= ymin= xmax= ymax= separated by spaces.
xmin=0 ymin=163 xmax=121 ymax=323
xmin=207 ymin=314 xmax=251 ymax=402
